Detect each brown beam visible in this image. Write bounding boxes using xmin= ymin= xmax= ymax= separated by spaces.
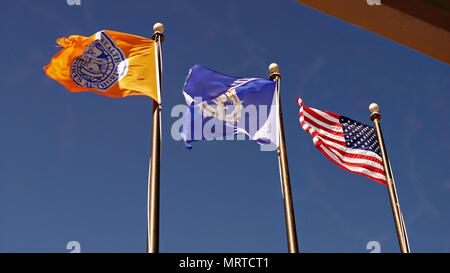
xmin=297 ymin=0 xmax=450 ymax=64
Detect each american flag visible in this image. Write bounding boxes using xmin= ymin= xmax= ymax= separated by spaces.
xmin=297 ymin=98 xmax=386 ymax=184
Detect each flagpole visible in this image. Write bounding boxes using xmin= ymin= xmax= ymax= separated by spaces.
xmin=269 ymin=63 xmax=299 ymax=253
xmin=147 ymin=22 xmax=165 ymax=254
xmin=369 ymin=103 xmax=410 ymax=253
xmin=389 ymin=161 xmax=411 ymax=252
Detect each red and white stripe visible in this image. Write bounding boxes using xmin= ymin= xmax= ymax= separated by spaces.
xmin=297 ymin=98 xmax=386 ymax=184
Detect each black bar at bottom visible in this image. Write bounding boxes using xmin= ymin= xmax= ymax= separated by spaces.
xmin=0 ymin=253 xmax=446 ymax=272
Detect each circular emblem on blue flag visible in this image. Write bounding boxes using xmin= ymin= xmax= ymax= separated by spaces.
xmin=70 ymin=31 xmax=128 ymax=91
xmin=200 ymin=89 xmax=243 ymax=123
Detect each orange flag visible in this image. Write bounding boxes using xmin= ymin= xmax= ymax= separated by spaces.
xmin=44 ymin=30 xmax=160 ymax=103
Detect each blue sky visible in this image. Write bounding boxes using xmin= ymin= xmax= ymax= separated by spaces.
xmin=0 ymin=0 xmax=449 ymax=253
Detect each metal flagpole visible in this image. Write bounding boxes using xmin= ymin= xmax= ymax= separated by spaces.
xmin=369 ymin=103 xmax=410 ymax=253
xmin=389 ymin=161 xmax=411 ymax=252
xmin=147 ymin=22 xmax=165 ymax=253
xmin=400 ymin=211 xmax=411 ymax=252
xmin=269 ymin=63 xmax=299 ymax=253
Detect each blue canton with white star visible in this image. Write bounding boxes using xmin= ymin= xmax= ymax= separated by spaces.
xmin=339 ymin=116 xmax=381 ymax=156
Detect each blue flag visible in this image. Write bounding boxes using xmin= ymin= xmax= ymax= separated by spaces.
xmin=179 ymin=64 xmax=278 ymax=151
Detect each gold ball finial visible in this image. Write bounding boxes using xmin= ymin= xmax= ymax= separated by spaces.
xmin=369 ymin=103 xmax=379 ymax=114
xmin=269 ymin=63 xmax=279 ymax=74
xmin=153 ymin=22 xmax=164 ymax=34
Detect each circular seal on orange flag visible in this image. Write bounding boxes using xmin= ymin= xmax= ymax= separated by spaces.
xmin=70 ymin=31 xmax=128 ymax=91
